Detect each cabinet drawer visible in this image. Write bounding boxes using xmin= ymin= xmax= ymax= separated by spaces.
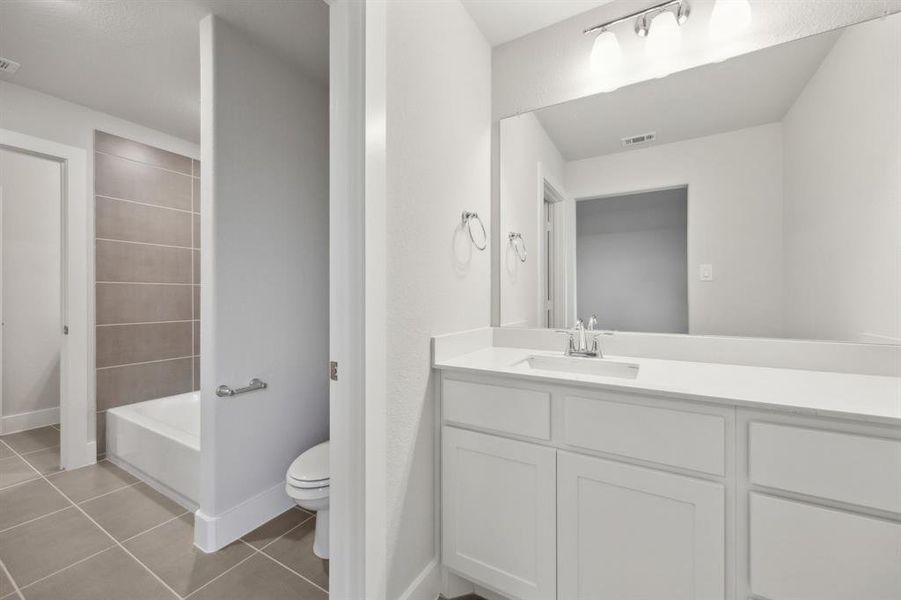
xmin=750 ymin=422 xmax=901 ymax=513
xmin=563 ymin=394 xmax=726 ymax=475
xmin=750 ymin=494 xmax=901 ymax=600
xmin=442 ymin=378 xmax=551 ymax=440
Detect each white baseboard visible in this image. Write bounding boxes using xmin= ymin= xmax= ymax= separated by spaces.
xmin=0 ymin=407 xmax=59 ymax=434
xmin=193 ymin=481 xmax=294 ymax=553
xmin=398 ymin=557 xmax=441 ymax=600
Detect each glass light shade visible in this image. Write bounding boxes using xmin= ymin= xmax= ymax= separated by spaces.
xmin=645 ymin=10 xmax=682 ymax=59
xmin=710 ymin=0 xmax=752 ymax=40
xmin=590 ymin=30 xmax=622 ymax=73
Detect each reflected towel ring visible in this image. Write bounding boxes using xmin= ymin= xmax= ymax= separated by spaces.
xmin=508 ymin=232 xmax=527 ymax=262
xmin=462 ymin=211 xmax=487 ymax=251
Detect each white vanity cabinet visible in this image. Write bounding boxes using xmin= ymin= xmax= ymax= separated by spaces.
xmin=438 ymin=370 xmax=901 ymax=600
xmin=557 ymin=451 xmax=725 ymax=600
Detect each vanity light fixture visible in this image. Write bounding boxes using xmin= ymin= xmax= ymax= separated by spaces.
xmin=584 ymin=0 xmax=690 ymax=43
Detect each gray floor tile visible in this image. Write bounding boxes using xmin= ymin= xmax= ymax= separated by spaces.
xmin=1 ymin=428 xmax=59 ymax=455
xmin=188 ymin=554 xmax=326 ymax=600
xmin=0 ymin=507 xmax=113 ymax=587
xmin=46 ymin=461 xmax=136 ymax=503
xmin=262 ymin=518 xmax=329 ymax=590
xmin=125 ymin=514 xmax=253 ymax=596
xmin=0 ymin=456 xmax=39 ymax=490
xmin=0 ymin=479 xmax=69 ymax=531
xmin=241 ymin=508 xmax=312 ymax=549
xmin=0 ymin=442 xmax=13 ymax=459
xmin=19 ymin=448 xmax=61 ymax=477
xmin=19 ymin=547 xmax=177 ymax=600
xmin=80 ymin=483 xmax=184 ymax=541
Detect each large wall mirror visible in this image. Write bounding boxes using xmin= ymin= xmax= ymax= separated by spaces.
xmin=499 ymin=13 xmax=900 ymax=345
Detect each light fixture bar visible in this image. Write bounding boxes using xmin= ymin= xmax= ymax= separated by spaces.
xmin=583 ymin=0 xmax=688 ymax=35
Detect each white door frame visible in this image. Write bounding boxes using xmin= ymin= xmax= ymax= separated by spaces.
xmin=536 ymin=164 xmax=576 ymax=329
xmin=328 ymin=0 xmax=367 ymax=597
xmin=0 ymin=129 xmax=95 ymax=469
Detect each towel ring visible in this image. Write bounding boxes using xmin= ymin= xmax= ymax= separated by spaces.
xmin=508 ymin=232 xmax=527 ymax=262
xmin=462 ymin=211 xmax=487 ymax=251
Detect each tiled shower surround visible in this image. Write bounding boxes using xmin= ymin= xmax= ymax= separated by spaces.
xmin=94 ymin=132 xmax=200 ymax=455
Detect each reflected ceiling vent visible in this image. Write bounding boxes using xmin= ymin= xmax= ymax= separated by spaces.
xmin=621 ymin=131 xmax=656 ymax=147
xmin=0 ymin=58 xmax=21 ymax=74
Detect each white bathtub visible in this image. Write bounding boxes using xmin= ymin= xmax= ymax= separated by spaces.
xmin=107 ymin=391 xmax=200 ymax=510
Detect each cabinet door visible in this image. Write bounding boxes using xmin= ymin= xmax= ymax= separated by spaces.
xmin=442 ymin=427 xmax=556 ymax=600
xmin=558 ymin=451 xmax=725 ymax=600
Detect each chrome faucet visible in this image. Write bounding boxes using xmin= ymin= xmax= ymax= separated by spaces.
xmin=565 ymin=318 xmax=602 ymax=358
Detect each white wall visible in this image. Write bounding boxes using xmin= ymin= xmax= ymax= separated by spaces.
xmin=566 ymin=123 xmax=784 ymax=338
xmin=782 ymin=14 xmax=901 ymax=344
xmin=0 ymin=81 xmax=199 ymax=442
xmin=0 ymin=149 xmax=61 ymax=420
xmin=491 ymin=0 xmax=901 ymax=325
xmin=365 ymin=1 xmax=492 ymax=597
xmin=576 ymin=188 xmax=688 ymax=333
xmin=499 ymin=113 xmax=565 ymax=328
xmin=196 ymin=15 xmax=329 ymax=547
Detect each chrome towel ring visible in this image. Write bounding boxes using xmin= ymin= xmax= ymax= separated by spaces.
xmin=508 ymin=232 xmax=527 ymax=262
xmin=462 ymin=211 xmax=487 ymax=251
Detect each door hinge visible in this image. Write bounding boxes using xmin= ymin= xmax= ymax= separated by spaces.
xmin=329 ymin=361 xmax=338 ymax=381
xmin=63 ymin=325 xmax=69 ymax=335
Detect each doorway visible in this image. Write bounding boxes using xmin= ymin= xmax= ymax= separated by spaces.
xmin=0 ymin=129 xmax=93 ymax=470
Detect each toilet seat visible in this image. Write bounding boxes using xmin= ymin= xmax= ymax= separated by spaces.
xmin=287 ymin=441 xmax=329 ymax=489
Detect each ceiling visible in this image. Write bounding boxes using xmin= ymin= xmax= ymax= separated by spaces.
xmin=532 ymin=28 xmax=841 ymax=161
xmin=461 ymin=0 xmax=614 ymax=46
xmin=0 ymin=0 xmax=328 ymax=143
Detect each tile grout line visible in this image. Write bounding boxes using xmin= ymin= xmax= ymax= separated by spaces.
xmin=96 ymin=281 xmax=198 ymax=286
xmin=96 ymin=355 xmax=196 ymax=371
xmin=95 ymin=150 xmax=194 ymax=178
xmin=11 ymin=545 xmax=114 ymax=596
xmin=0 ymin=558 xmax=25 ymax=600
xmin=183 ymin=514 xmax=318 ymax=599
xmin=96 ymin=237 xmax=195 ymax=251
xmin=239 ymin=513 xmax=330 ymax=595
xmin=95 ymin=194 xmax=196 ymax=215
xmin=1 ymin=442 xmax=183 ymax=599
xmin=98 ymin=319 xmax=198 ymax=328
xmin=190 ymin=158 xmax=195 ymax=393
xmin=118 ymin=510 xmax=191 ymax=545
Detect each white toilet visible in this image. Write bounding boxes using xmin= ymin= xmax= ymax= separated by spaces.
xmin=285 ymin=441 xmax=330 ymax=559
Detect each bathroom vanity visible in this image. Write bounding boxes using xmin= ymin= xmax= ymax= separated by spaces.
xmin=434 ymin=338 xmax=901 ymax=600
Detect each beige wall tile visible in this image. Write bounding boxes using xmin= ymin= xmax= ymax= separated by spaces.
xmin=96 ymin=239 xmax=192 ymax=283
xmin=96 ymin=196 xmax=192 ymax=247
xmin=193 ymin=250 xmax=200 ymax=284
xmin=95 ymin=131 xmax=192 ymax=175
xmin=193 ymin=177 xmax=200 ymax=213
xmin=96 ymin=322 xmax=192 ymax=368
xmin=95 ymin=152 xmax=192 ymax=211
xmin=193 ymin=212 xmax=200 ymax=248
xmin=96 ymin=282 xmax=192 ymax=325
xmin=193 ymin=321 xmax=200 ymax=356
xmin=192 ymin=285 xmax=200 ymax=319
xmin=193 ymin=356 xmax=200 ymax=392
xmin=96 ymin=358 xmax=193 ymax=411
xmin=96 ymin=412 xmax=106 ymax=455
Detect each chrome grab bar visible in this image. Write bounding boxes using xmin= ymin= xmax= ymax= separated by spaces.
xmin=216 ymin=378 xmax=268 ymax=398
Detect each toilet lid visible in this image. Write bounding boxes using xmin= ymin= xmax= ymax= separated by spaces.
xmin=288 ymin=441 xmax=329 ymax=485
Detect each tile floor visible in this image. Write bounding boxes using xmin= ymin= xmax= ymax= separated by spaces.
xmin=0 ymin=427 xmax=328 ymax=599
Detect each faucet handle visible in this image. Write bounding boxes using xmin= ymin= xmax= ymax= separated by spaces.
xmin=587 ymin=314 xmax=598 ymax=331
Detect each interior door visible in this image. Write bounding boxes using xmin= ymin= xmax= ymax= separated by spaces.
xmin=558 ymin=451 xmax=725 ymax=600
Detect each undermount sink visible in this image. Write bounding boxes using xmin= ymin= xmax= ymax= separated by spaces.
xmin=523 ymin=354 xmax=640 ymax=379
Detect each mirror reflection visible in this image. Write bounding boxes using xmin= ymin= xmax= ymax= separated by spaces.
xmin=499 ymin=14 xmax=900 ymax=344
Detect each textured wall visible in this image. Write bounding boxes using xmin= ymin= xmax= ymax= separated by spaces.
xmin=94 ymin=131 xmax=200 ymax=455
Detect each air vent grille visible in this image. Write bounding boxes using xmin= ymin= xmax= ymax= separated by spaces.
xmin=621 ymin=131 xmax=656 ymax=147
xmin=0 ymin=58 xmax=21 ymax=74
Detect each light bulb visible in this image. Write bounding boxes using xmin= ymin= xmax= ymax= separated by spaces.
xmin=710 ymin=0 xmax=752 ymax=40
xmin=590 ymin=30 xmax=622 ymax=73
xmin=645 ymin=10 xmax=681 ymax=59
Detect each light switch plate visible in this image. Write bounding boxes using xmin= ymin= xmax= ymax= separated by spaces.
xmin=700 ymin=264 xmax=714 ymax=281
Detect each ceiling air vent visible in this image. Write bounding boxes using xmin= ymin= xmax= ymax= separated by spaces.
xmin=621 ymin=131 xmax=656 ymax=147
xmin=0 ymin=58 xmax=21 ymax=74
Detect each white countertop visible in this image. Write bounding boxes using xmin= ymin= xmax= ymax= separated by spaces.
xmin=434 ymin=346 xmax=901 ymax=425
